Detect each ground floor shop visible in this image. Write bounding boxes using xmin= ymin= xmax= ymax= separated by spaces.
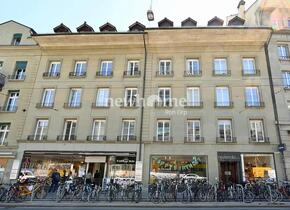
xmin=0 ymin=151 xmax=16 ymax=183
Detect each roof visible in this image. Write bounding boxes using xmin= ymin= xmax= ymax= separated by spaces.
xmin=158 ymin=18 xmax=174 ymax=28
xmin=76 ymin=21 xmax=94 ymax=32
xmin=53 ymin=23 xmax=72 ymax=33
xmin=228 ymin=16 xmax=245 ymax=26
xmin=0 ymin=20 xmax=37 ymax=34
xmin=99 ymin=22 xmax=117 ymax=32
xmin=128 ymin=21 xmax=146 ymax=31
xmin=181 ymin=17 xmax=197 ymax=27
xmin=208 ymin=16 xmax=224 ymax=26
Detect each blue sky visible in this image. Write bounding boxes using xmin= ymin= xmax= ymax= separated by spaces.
xmin=1 ymin=0 xmax=256 ymax=33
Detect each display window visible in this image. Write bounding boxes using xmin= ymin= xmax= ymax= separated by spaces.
xmin=242 ymin=154 xmax=276 ymax=181
xmin=150 ymin=155 xmax=207 ymax=183
xmin=0 ymin=159 xmax=8 ymax=183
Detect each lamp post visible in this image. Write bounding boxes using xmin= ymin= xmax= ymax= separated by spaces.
xmin=147 ymin=0 xmax=154 ymax=21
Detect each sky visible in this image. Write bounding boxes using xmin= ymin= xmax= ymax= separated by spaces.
xmin=0 ymin=0 xmax=257 ymax=33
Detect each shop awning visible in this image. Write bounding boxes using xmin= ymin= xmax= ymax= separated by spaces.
xmin=0 ymin=152 xmax=16 ymax=158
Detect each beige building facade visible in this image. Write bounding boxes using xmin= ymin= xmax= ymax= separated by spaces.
xmin=0 ymin=17 xmax=286 ymax=184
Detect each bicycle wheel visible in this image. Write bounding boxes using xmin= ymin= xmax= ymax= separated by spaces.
xmin=181 ymin=191 xmax=189 ymax=203
xmin=196 ymin=189 xmax=207 ymax=202
xmin=35 ymin=188 xmax=47 ymax=199
xmin=56 ymin=187 xmax=65 ymax=202
xmin=244 ymin=190 xmax=255 ymax=203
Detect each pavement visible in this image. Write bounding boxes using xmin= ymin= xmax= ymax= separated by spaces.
xmin=0 ymin=208 xmax=290 ymax=210
xmin=0 ymin=201 xmax=290 ymax=208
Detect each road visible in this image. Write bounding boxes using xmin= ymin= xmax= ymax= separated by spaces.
xmin=0 ymin=208 xmax=290 ymax=210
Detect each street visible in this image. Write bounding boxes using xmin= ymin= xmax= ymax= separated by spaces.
xmin=1 ymin=208 xmax=290 ymax=210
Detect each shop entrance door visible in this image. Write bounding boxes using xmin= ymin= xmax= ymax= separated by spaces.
xmin=220 ymin=161 xmax=239 ymax=184
xmin=88 ymin=163 xmax=105 ymax=186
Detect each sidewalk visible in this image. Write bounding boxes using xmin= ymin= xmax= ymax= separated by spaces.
xmin=0 ymin=201 xmax=290 ymax=208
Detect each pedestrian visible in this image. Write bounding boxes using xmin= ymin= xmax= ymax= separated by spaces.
xmin=48 ymin=168 xmax=60 ymax=193
xmin=94 ymin=170 xmax=101 ymax=186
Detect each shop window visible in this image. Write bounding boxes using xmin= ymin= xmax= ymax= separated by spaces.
xmin=150 ymin=155 xmax=207 ymax=182
xmin=242 ymin=154 xmax=276 ymax=181
xmin=0 ymin=123 xmax=10 ymax=145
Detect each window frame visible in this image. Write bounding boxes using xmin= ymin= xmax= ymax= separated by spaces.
xmin=127 ymin=60 xmax=140 ymax=75
xmin=92 ymin=119 xmax=106 ymax=141
xmin=186 ymin=59 xmax=200 ymax=75
xmin=215 ymin=86 xmax=230 ymax=106
xmin=6 ymin=91 xmax=19 ymax=111
xmin=48 ymin=61 xmax=61 ymax=76
xmin=62 ymin=119 xmax=77 ymax=140
xmin=242 ymin=58 xmax=256 ymax=74
xmin=68 ymin=88 xmax=82 ymax=107
xmin=156 ymin=119 xmax=171 ymax=141
xmin=186 ymin=87 xmax=200 ymax=106
xmin=187 ymin=119 xmax=201 ymax=142
xmin=159 ymin=60 xmax=172 ymax=75
xmin=41 ymin=88 xmax=55 ymax=107
xmin=218 ymin=119 xmax=233 ymax=142
xmin=0 ymin=123 xmax=10 ymax=145
xmin=249 ymin=119 xmax=265 ymax=142
xmin=11 ymin=33 xmax=22 ymax=46
xmin=158 ymin=87 xmax=172 ymax=107
xmin=100 ymin=60 xmax=113 ymax=76
xmin=34 ymin=119 xmax=49 ymax=140
xmin=74 ymin=61 xmax=87 ymax=75
xmin=245 ymin=87 xmax=260 ymax=106
xmin=214 ymin=58 xmax=228 ymax=75
xmin=121 ymin=119 xmax=136 ymax=141
xmin=278 ymin=45 xmax=290 ymax=59
xmin=282 ymin=71 xmax=290 ymax=88
xmin=96 ymin=88 xmax=110 ymax=107
xmin=125 ymin=88 xmax=138 ymax=107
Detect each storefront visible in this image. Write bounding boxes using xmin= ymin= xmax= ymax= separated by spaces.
xmin=150 ymin=155 xmax=208 ymax=183
xmin=241 ymin=154 xmax=276 ymax=181
xmin=218 ymin=152 xmax=277 ymax=183
xmin=20 ymin=152 xmax=136 ymax=182
xmin=0 ymin=152 xmax=16 ymax=183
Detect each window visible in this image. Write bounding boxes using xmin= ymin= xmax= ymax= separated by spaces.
xmin=41 ymin=89 xmax=55 ymax=107
xmin=159 ymin=60 xmax=171 ymax=75
xmin=186 ymin=87 xmax=200 ymax=106
xmin=158 ymin=88 xmax=172 ymax=107
xmin=100 ymin=61 xmax=113 ymax=76
xmin=245 ymin=87 xmax=261 ymax=107
xmin=125 ymin=88 xmax=138 ymax=107
xmin=278 ymin=45 xmax=290 ymax=59
xmin=243 ymin=58 xmax=256 ymax=75
xmin=250 ymin=120 xmax=265 ymax=142
xmin=0 ymin=123 xmax=10 ymax=145
xmin=91 ymin=119 xmax=106 ymax=141
xmin=214 ymin=58 xmax=228 ymax=75
xmin=5 ymin=91 xmax=19 ymax=112
xmin=127 ymin=60 xmax=140 ymax=76
xmin=73 ymin=61 xmax=87 ymax=76
xmin=218 ymin=120 xmax=233 ymax=142
xmin=283 ymin=71 xmax=290 ymax=88
xmin=121 ymin=119 xmax=136 ymax=141
xmin=14 ymin=61 xmax=27 ymax=80
xmin=62 ymin=120 xmax=77 ymax=140
xmin=34 ymin=119 xmax=48 ymax=140
xmin=68 ymin=88 xmax=82 ymax=107
xmin=156 ymin=120 xmax=170 ymax=141
xmin=11 ymin=33 xmax=22 ymax=46
xmin=187 ymin=120 xmax=201 ymax=142
xmin=216 ymin=87 xmax=230 ymax=107
xmin=186 ymin=59 xmax=200 ymax=75
xmin=48 ymin=61 xmax=61 ymax=76
xmin=96 ymin=88 xmax=110 ymax=107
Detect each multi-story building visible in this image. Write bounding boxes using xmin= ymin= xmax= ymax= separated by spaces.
xmin=0 ymin=16 xmax=286 ymax=184
xmin=228 ymin=0 xmax=290 ymax=181
xmin=0 ymin=20 xmax=40 ymax=183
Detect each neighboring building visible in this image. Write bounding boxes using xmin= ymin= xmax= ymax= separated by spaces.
xmin=228 ymin=0 xmax=290 ymax=181
xmin=0 ymin=18 xmax=285 ymax=184
xmin=0 ymin=20 xmax=39 ymax=183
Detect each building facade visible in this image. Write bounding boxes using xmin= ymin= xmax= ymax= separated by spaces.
xmin=0 ymin=17 xmax=286 ymax=184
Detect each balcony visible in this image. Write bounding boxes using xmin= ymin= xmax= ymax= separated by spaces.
xmin=0 ymin=72 xmax=6 ymax=91
xmin=242 ymin=69 xmax=260 ymax=76
xmin=96 ymin=71 xmax=113 ymax=77
xmin=279 ymin=56 xmax=290 ymax=61
xmin=36 ymin=103 xmax=54 ymax=109
xmin=92 ymin=102 xmax=110 ymax=108
xmin=216 ymin=137 xmax=237 ymax=144
xmin=123 ymin=70 xmax=141 ymax=78
xmin=156 ymin=71 xmax=174 ymax=77
xmin=184 ymin=70 xmax=202 ymax=77
xmin=153 ymin=136 xmax=173 ymax=143
xmin=7 ymin=74 xmax=25 ymax=81
xmin=69 ymin=72 xmax=86 ymax=78
xmin=213 ymin=70 xmax=231 ymax=76
xmin=184 ymin=101 xmax=203 ymax=108
xmin=249 ymin=137 xmax=270 ymax=144
xmin=117 ymin=135 xmax=137 ymax=142
xmin=155 ymin=101 xmax=173 ymax=108
xmin=43 ymin=72 xmax=60 ymax=78
xmin=120 ymin=101 xmax=138 ymax=108
xmin=184 ymin=136 xmax=204 ymax=143
xmin=214 ymin=101 xmax=234 ymax=108
xmin=245 ymin=101 xmax=265 ymax=108
xmin=0 ymin=106 xmax=18 ymax=112
xmin=27 ymin=135 xmax=47 ymax=141
xmin=57 ymin=135 xmax=77 ymax=141
xmin=63 ymin=103 xmax=82 ymax=109
xmin=87 ymin=135 xmax=106 ymax=141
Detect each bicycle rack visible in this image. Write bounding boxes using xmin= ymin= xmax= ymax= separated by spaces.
xmin=236 ymin=184 xmax=244 ymax=203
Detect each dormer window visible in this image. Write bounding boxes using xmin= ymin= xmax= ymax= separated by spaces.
xmin=76 ymin=22 xmax=94 ymax=33
xmin=208 ymin=16 xmax=224 ymax=26
xmin=228 ymin=16 xmax=245 ymax=26
xmin=53 ymin=23 xmax=71 ymax=33
xmin=158 ymin=18 xmax=173 ymax=28
xmin=181 ymin=18 xmax=197 ymax=27
xmin=129 ymin=22 xmax=146 ymax=31
xmin=11 ymin=33 xmax=22 ymax=46
xmin=99 ymin=22 xmax=117 ymax=32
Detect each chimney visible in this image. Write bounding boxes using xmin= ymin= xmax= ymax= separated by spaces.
xmin=237 ymin=0 xmax=246 ymax=19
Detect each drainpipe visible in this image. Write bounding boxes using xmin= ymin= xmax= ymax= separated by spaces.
xmin=264 ymin=31 xmax=288 ymax=181
xmin=138 ymin=32 xmax=148 ymax=161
